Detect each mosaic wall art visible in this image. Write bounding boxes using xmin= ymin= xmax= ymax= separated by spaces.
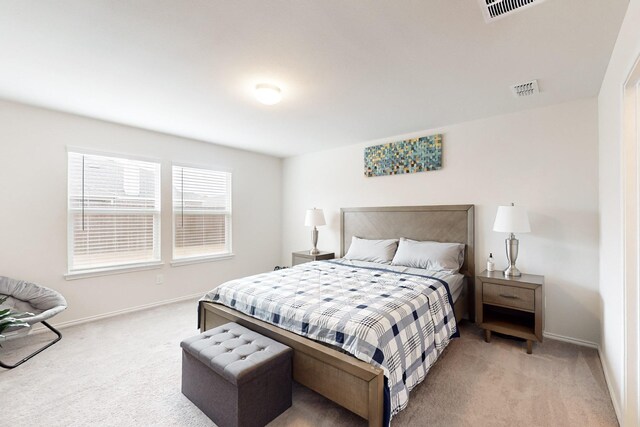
xmin=364 ymin=134 xmax=442 ymax=177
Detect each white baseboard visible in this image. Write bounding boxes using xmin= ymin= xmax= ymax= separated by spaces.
xmin=543 ymin=331 xmax=599 ymax=349
xmin=31 ymin=292 xmax=203 ymax=333
xmin=598 ymin=347 xmax=623 ymax=425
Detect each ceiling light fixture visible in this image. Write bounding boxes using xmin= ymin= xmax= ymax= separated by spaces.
xmin=255 ymin=83 xmax=282 ymax=105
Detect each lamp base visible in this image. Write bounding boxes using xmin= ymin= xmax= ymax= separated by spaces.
xmin=503 ymin=265 xmax=522 ymax=277
xmin=504 ymin=234 xmax=522 ymax=277
xmin=310 ymin=227 xmax=319 ymax=255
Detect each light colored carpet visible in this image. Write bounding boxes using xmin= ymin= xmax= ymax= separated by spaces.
xmin=1 ymin=299 xmax=617 ymax=427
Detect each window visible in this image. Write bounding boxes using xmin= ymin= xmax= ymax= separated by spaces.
xmin=172 ymin=165 xmax=232 ymax=261
xmin=67 ymin=151 xmax=161 ymax=274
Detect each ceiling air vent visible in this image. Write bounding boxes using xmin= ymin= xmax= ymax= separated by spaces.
xmin=478 ymin=0 xmax=547 ymax=22
xmin=511 ymin=80 xmax=540 ymax=97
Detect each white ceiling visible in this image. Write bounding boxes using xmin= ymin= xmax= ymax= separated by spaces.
xmin=0 ymin=1 xmax=628 ymax=157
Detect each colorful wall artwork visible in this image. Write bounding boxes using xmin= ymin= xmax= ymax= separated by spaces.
xmin=364 ymin=134 xmax=442 ymax=177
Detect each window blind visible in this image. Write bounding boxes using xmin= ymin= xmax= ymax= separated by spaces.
xmin=68 ymin=152 xmax=161 ymax=272
xmin=172 ymin=165 xmax=232 ymax=260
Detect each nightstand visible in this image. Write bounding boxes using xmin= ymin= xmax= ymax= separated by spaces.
xmin=291 ymin=250 xmax=335 ymax=266
xmin=475 ymin=270 xmax=544 ymax=354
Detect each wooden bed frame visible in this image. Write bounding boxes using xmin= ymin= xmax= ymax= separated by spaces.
xmin=200 ymin=205 xmax=475 ymax=427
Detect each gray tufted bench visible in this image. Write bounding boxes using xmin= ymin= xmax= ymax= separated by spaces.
xmin=181 ymin=322 xmax=292 ymax=427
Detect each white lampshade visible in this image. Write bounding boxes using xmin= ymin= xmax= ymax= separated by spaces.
xmin=493 ymin=205 xmax=531 ymax=233
xmin=304 ymin=208 xmax=326 ymax=227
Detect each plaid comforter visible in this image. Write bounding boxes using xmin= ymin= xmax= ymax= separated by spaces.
xmin=202 ymin=260 xmax=458 ymax=419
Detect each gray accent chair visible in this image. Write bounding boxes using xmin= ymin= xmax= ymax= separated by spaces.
xmin=0 ymin=276 xmax=68 ymax=369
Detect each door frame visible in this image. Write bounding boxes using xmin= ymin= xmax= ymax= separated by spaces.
xmin=622 ymin=55 xmax=640 ymax=427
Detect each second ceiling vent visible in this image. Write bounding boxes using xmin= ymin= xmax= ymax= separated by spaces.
xmin=478 ymin=0 xmax=547 ymax=22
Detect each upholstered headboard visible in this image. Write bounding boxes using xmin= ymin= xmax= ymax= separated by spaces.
xmin=340 ymin=205 xmax=475 ymax=278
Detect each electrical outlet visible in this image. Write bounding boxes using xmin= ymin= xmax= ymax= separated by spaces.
xmin=156 ymin=274 xmax=163 ymax=285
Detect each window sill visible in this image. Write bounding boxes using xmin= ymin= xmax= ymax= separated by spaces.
xmin=171 ymin=254 xmax=235 ymax=267
xmin=65 ymin=261 xmax=165 ymax=280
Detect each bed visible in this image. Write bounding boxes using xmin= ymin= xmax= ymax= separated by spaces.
xmin=199 ymin=205 xmax=475 ymax=426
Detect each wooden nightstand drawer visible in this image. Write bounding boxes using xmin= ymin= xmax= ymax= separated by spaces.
xmin=483 ymin=282 xmax=535 ymax=312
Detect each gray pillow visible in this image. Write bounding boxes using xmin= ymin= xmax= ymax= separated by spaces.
xmin=391 ymin=238 xmax=465 ymax=272
xmin=343 ymin=236 xmax=399 ymax=264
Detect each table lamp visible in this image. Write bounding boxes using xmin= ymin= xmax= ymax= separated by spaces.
xmin=304 ymin=208 xmax=326 ymax=255
xmin=493 ymin=203 xmax=531 ymax=277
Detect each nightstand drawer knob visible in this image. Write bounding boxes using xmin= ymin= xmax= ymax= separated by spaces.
xmin=499 ymin=294 xmax=519 ymax=299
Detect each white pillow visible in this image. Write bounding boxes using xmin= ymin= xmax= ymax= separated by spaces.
xmin=391 ymin=238 xmax=465 ymax=272
xmin=343 ymin=237 xmax=399 ymax=264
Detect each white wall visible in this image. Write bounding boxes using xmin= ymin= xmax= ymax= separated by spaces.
xmin=0 ymin=100 xmax=282 ymax=325
xmin=283 ymin=97 xmax=600 ymax=345
xmin=598 ymin=0 xmax=640 ymax=423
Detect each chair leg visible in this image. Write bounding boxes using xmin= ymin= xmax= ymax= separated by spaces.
xmin=0 ymin=321 xmax=62 ymax=369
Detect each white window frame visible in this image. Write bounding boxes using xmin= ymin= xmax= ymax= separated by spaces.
xmin=65 ymin=148 xmax=162 ymax=279
xmin=171 ymin=162 xmax=233 ymax=265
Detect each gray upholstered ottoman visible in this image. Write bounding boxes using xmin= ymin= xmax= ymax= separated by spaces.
xmin=181 ymin=322 xmax=292 ymax=427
